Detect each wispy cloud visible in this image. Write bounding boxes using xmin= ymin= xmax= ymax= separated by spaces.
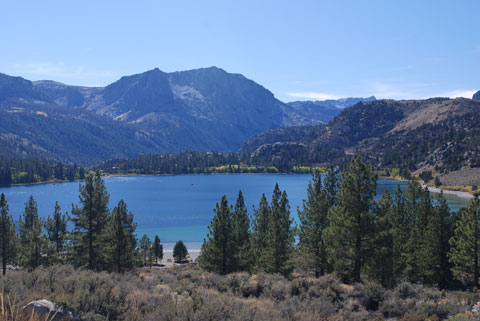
xmin=11 ymin=62 xmax=116 ymax=84
xmin=286 ymin=92 xmax=341 ymax=100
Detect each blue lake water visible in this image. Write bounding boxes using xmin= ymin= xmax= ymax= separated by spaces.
xmin=0 ymin=174 xmax=470 ymax=250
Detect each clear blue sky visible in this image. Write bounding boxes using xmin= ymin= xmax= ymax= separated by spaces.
xmin=0 ymin=0 xmax=478 ymax=101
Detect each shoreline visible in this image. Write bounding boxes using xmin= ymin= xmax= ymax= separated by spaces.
xmin=379 ymin=175 xmax=474 ymax=200
xmin=422 ymin=184 xmax=473 ymax=200
xmin=2 ymin=172 xmax=313 ymax=188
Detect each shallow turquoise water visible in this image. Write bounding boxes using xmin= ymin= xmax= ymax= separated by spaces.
xmin=0 ymin=174 xmax=469 ymax=250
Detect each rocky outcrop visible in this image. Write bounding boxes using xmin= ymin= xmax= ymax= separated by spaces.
xmin=473 ymin=90 xmax=480 ymax=102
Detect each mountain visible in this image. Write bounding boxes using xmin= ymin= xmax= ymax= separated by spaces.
xmin=2 ymin=68 xmax=372 ymax=164
xmin=241 ymin=98 xmax=480 ymax=185
xmin=284 ymin=96 xmax=376 ymax=124
xmin=0 ymin=73 xmax=177 ymax=164
xmin=473 ymin=90 xmax=480 ymax=102
xmin=32 ymin=67 xmax=308 ymax=152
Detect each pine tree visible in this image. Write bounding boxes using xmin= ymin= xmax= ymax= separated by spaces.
xmin=139 ymin=234 xmax=151 ymax=266
xmin=370 ymin=189 xmax=395 ymax=287
xmin=298 ymin=169 xmax=331 ymax=277
xmin=45 ymin=202 xmax=69 ymax=258
xmin=324 ymin=166 xmax=338 ymax=207
xmin=148 ymin=247 xmax=154 ymax=268
xmin=251 ymin=194 xmax=270 ymax=269
xmin=153 ymin=235 xmax=163 ymax=265
xmin=324 ymin=157 xmax=377 ymax=283
xmin=449 ymin=196 xmax=480 ymax=288
xmin=390 ymin=185 xmax=410 ymax=284
xmin=424 ymin=192 xmax=455 ymax=289
xmin=173 ymin=240 xmax=188 ymax=263
xmin=109 ymin=200 xmax=137 ymax=272
xmin=232 ymin=190 xmax=251 ymax=271
xmin=0 ymin=194 xmax=16 ymax=275
xmin=18 ymin=195 xmax=45 ymax=269
xmin=261 ymin=184 xmax=294 ymax=276
xmin=198 ymin=195 xmax=234 ymax=274
xmin=406 ymin=187 xmax=434 ymax=283
xmin=71 ymin=171 xmax=110 ymax=270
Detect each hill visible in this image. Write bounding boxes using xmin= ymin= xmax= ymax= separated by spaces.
xmin=241 ymin=98 xmax=480 ymax=185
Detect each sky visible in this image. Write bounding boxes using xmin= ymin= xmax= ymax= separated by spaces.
xmin=0 ymin=0 xmax=478 ymax=102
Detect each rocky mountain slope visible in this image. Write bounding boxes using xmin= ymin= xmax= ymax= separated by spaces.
xmin=242 ymin=98 xmax=480 ymax=184
xmin=0 ymin=68 xmax=374 ymax=164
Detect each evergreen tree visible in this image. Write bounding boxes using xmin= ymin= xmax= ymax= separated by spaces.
xmin=261 ymin=184 xmax=294 ymax=276
xmin=405 ymin=187 xmax=434 ymax=283
xmin=67 ymin=164 xmax=77 ymax=182
xmin=449 ymin=196 xmax=480 ymax=288
xmin=78 ymin=167 xmax=85 ymax=180
xmin=18 ymin=195 xmax=45 ymax=269
xmin=54 ymin=162 xmax=64 ymax=180
xmin=199 ymin=195 xmax=234 ymax=274
xmin=370 ymin=189 xmax=395 ymax=287
xmin=109 ymin=200 xmax=137 ymax=272
xmin=0 ymin=194 xmax=16 ymax=275
xmin=71 ymin=171 xmax=110 ymax=270
xmin=324 ymin=166 xmax=338 ymax=207
xmin=424 ymin=192 xmax=455 ymax=289
xmin=45 ymin=202 xmax=69 ymax=258
xmin=324 ymin=157 xmax=377 ymax=283
xmin=148 ymin=247 xmax=154 ymax=268
xmin=232 ymin=190 xmax=251 ymax=271
xmin=251 ymin=194 xmax=270 ymax=270
xmin=173 ymin=240 xmax=188 ymax=263
xmin=390 ymin=185 xmax=410 ymax=284
xmin=298 ymin=169 xmax=331 ymax=277
xmin=139 ymin=234 xmax=151 ymax=266
xmin=153 ymin=235 xmax=163 ymax=264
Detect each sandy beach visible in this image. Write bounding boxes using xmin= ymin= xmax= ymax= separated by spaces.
xmin=150 ymin=250 xmax=201 ymax=268
xmin=422 ymin=185 xmax=473 ymax=200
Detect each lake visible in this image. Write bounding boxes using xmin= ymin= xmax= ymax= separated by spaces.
xmin=0 ymin=174 xmax=470 ymax=250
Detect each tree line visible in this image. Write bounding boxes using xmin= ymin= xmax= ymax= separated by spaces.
xmin=100 ymin=152 xmax=315 ymax=175
xmin=0 ymin=171 xmax=188 ymax=274
xmin=0 ymin=153 xmax=315 ymax=187
xmin=199 ymin=157 xmax=480 ymax=290
xmin=0 ymin=158 xmax=85 ymax=185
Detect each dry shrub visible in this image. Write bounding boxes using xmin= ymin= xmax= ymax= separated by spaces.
xmin=1 ymin=265 xmax=478 ymax=320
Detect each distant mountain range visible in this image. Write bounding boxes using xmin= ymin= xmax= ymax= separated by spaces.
xmin=285 ymin=96 xmax=376 ymax=124
xmin=0 ymin=68 xmax=373 ymax=164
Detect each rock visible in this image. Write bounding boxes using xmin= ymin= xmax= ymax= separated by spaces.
xmin=473 ymin=90 xmax=480 ymax=102
xmin=22 ymin=299 xmax=78 ymax=321
xmin=471 ymin=301 xmax=480 ymax=317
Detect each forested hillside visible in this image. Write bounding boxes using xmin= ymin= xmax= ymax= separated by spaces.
xmin=241 ymin=98 xmax=480 ymax=185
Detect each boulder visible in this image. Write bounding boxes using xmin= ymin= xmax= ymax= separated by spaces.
xmin=22 ymin=299 xmax=78 ymax=321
